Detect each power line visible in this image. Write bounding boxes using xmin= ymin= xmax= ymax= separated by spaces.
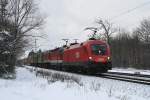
xmin=110 ymin=1 xmax=150 ymax=21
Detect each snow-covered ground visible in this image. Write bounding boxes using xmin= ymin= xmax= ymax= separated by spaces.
xmin=0 ymin=66 xmax=150 ymax=100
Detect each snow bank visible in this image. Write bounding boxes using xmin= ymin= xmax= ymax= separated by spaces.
xmin=0 ymin=66 xmax=150 ymax=100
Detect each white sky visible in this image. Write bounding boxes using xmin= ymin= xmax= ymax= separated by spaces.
xmin=35 ymin=0 xmax=150 ymax=51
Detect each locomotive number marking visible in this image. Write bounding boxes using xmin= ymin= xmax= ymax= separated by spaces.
xmin=98 ymin=58 xmax=104 ymax=62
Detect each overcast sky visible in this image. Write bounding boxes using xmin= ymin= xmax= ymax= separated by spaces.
xmin=35 ymin=0 xmax=150 ymax=51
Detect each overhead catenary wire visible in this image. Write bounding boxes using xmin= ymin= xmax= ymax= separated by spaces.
xmin=110 ymin=1 xmax=150 ymax=21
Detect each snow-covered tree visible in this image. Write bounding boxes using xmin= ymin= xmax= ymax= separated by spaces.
xmin=0 ymin=0 xmax=44 ymax=77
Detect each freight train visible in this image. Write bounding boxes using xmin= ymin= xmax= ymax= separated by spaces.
xmin=24 ymin=38 xmax=112 ymax=73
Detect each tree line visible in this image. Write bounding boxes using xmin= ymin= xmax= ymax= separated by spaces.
xmin=89 ymin=18 xmax=150 ymax=69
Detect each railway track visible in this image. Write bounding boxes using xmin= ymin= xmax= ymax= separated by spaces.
xmin=26 ymin=66 xmax=150 ymax=85
xmin=108 ymin=71 xmax=150 ymax=78
xmin=98 ymin=72 xmax=150 ymax=85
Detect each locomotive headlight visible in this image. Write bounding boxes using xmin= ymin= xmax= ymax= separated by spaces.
xmin=89 ymin=57 xmax=92 ymax=60
xmin=107 ymin=57 xmax=110 ymax=60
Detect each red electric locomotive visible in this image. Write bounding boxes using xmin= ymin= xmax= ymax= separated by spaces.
xmin=29 ymin=39 xmax=111 ymax=73
xmin=61 ymin=38 xmax=112 ymax=73
xmin=27 ymin=38 xmax=112 ymax=73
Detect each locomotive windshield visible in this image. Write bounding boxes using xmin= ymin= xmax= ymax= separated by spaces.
xmin=91 ymin=44 xmax=106 ymax=55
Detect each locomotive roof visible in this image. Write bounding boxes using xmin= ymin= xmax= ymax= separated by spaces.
xmin=85 ymin=39 xmax=107 ymax=44
xmin=65 ymin=39 xmax=107 ymax=50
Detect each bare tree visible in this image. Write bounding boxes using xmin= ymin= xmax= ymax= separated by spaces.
xmin=8 ymin=0 xmax=44 ymax=64
xmin=134 ymin=18 xmax=150 ymax=43
xmin=0 ymin=0 xmax=45 ymax=67
xmin=96 ymin=19 xmax=117 ymax=45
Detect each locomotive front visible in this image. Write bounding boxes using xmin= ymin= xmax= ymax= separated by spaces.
xmin=86 ymin=40 xmax=112 ymax=72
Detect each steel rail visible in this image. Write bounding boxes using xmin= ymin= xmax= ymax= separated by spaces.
xmin=107 ymin=71 xmax=150 ymax=78
xmin=99 ymin=73 xmax=150 ymax=85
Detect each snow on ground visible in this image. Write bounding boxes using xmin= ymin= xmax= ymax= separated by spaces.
xmin=110 ymin=67 xmax=150 ymax=75
xmin=0 ymin=66 xmax=150 ymax=100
